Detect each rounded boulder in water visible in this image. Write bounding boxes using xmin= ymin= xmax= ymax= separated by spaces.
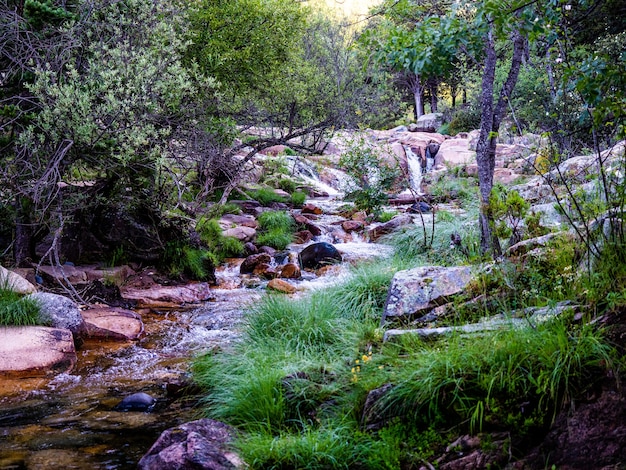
xmin=298 ymin=242 xmax=342 ymax=269
xmin=115 ymin=392 xmax=156 ymax=412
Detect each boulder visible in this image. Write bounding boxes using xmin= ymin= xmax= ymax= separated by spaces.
xmin=115 ymin=392 xmax=156 ymax=412
xmin=83 ymin=265 xmax=136 ymax=284
xmin=294 ymin=230 xmax=313 ymax=244
xmin=121 ymin=283 xmax=214 ymax=307
xmin=0 ymin=265 xmax=37 ymax=294
xmin=239 ymin=253 xmax=272 ymax=274
xmin=382 ymin=265 xmax=474 ymax=325
xmin=437 ymin=137 xmax=475 ymax=166
xmin=28 ymin=292 xmax=87 ymax=337
xmin=412 ymin=113 xmax=443 ymax=133
xmin=218 ymin=214 xmax=258 ymax=229
xmin=267 ymin=279 xmax=297 ymax=294
xmin=0 ymin=326 xmax=76 ymax=378
xmin=138 ymin=418 xmax=242 ymax=470
xmin=82 ymin=307 xmax=144 ymax=341
xmin=222 ymin=226 xmax=256 ymax=242
xmin=252 ymin=263 xmax=279 ymax=279
xmin=301 ymin=203 xmax=323 ymax=215
xmin=298 ymin=242 xmax=342 ymax=269
xmin=37 ymin=264 xmax=88 ymax=285
xmin=342 ymin=220 xmax=364 ymax=232
xmin=367 ymin=215 xmax=413 ymax=241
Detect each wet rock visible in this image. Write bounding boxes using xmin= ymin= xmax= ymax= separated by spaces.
xmin=298 ymin=242 xmax=342 ymax=269
xmin=81 ymin=307 xmax=144 ymax=341
xmin=341 ymin=220 xmax=364 ymax=232
xmin=239 ymin=253 xmax=272 ymax=274
xmin=114 ymin=392 xmax=156 ymax=412
xmin=407 ymin=202 xmax=432 ymax=213
xmin=381 ymin=265 xmax=474 ymax=325
xmin=267 ymin=279 xmax=297 ymax=294
xmin=253 ymin=263 xmax=279 ymax=279
xmin=0 ymin=265 xmax=37 ymax=294
xmin=28 ymin=292 xmax=87 ymax=337
xmin=0 ymin=326 xmax=76 ymax=378
xmin=257 ymin=246 xmax=277 ymax=256
xmin=301 ymin=203 xmax=323 ymax=215
xmin=138 ymin=418 xmax=242 ymax=470
xmin=367 ymin=215 xmax=413 ymax=241
xmin=294 ymin=230 xmax=313 ymax=244
xmin=121 ymin=283 xmax=215 ymax=307
xmin=292 ymin=213 xmax=322 ymax=236
xmin=243 ymin=242 xmax=258 ymax=256
xmin=280 ymin=263 xmax=301 ymax=279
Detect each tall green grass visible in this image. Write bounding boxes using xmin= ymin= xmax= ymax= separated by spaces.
xmin=375 ymin=320 xmax=616 ymax=435
xmin=256 ymin=211 xmax=294 ymax=249
xmin=0 ymin=286 xmax=42 ymax=326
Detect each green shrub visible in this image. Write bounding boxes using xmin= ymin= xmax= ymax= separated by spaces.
xmin=250 ymin=187 xmax=287 ymax=206
xmin=377 ymin=210 xmax=397 ymax=223
xmin=161 ymin=241 xmax=215 ymax=280
xmin=291 ymin=191 xmax=307 ymax=207
xmin=0 ymin=287 xmax=42 ymax=326
xmin=196 ymin=217 xmax=244 ymax=260
xmin=447 ymin=105 xmax=481 ymax=135
xmin=204 ymin=203 xmax=241 ymax=219
xmin=339 ymin=137 xmax=399 ymax=216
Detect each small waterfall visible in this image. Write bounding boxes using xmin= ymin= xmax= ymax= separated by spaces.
xmin=404 ymin=146 xmax=425 ymax=195
xmin=285 ymin=155 xmax=343 ymax=197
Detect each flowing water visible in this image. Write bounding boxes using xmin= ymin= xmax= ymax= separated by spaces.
xmin=0 ymin=192 xmax=395 ymax=469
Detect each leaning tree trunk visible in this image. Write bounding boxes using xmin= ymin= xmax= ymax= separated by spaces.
xmin=475 ymin=25 xmax=527 ymax=257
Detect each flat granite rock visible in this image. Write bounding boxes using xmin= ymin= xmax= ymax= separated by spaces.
xmin=81 ymin=307 xmax=144 ymax=341
xmin=0 ymin=326 xmax=76 ymax=378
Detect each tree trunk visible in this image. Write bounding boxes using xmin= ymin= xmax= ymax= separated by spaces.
xmin=407 ymin=72 xmax=424 ymax=118
xmin=475 ymin=25 xmax=527 ymax=257
xmin=429 ymin=79 xmax=438 ymax=112
xmin=14 ymin=199 xmax=34 ymax=267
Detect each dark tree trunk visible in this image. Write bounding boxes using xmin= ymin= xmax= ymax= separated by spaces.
xmin=14 ymin=199 xmax=34 ymax=267
xmin=475 ymin=25 xmax=527 ymax=257
xmin=428 ymin=79 xmax=438 ymax=112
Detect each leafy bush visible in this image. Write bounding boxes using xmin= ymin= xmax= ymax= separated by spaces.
xmin=0 ymin=287 xmax=42 ymax=326
xmin=291 ymin=191 xmax=307 ymax=207
xmin=447 ymin=105 xmax=481 ymax=135
xmin=339 ymin=137 xmax=399 ymax=216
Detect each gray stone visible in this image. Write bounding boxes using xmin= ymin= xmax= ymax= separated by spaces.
xmin=115 ymin=392 xmax=156 ymax=412
xmin=138 ymin=418 xmax=243 ymax=470
xmin=0 ymin=265 xmax=37 ymax=294
xmin=27 ymin=292 xmax=87 ymax=336
xmin=382 ymin=265 xmax=474 ymax=325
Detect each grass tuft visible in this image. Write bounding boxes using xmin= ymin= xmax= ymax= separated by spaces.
xmin=0 ymin=286 xmax=42 ymax=326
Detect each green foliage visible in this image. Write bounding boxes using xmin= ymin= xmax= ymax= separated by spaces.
xmin=161 ymin=241 xmax=215 ymax=281
xmin=290 ymin=191 xmax=307 ymax=208
xmin=339 ymin=138 xmax=399 ymax=216
xmin=377 ymin=210 xmax=397 ymax=223
xmin=447 ymin=105 xmax=481 ymax=135
xmin=0 ymin=287 xmax=42 ymax=326
xmin=249 ymin=188 xmax=287 ymax=206
xmin=196 ymin=218 xmax=245 ymax=261
xmin=256 ymin=211 xmax=294 ymax=249
xmin=489 ymin=184 xmax=530 ymax=245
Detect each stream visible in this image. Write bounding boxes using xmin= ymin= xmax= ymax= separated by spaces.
xmin=0 ymin=194 xmax=396 ymax=470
